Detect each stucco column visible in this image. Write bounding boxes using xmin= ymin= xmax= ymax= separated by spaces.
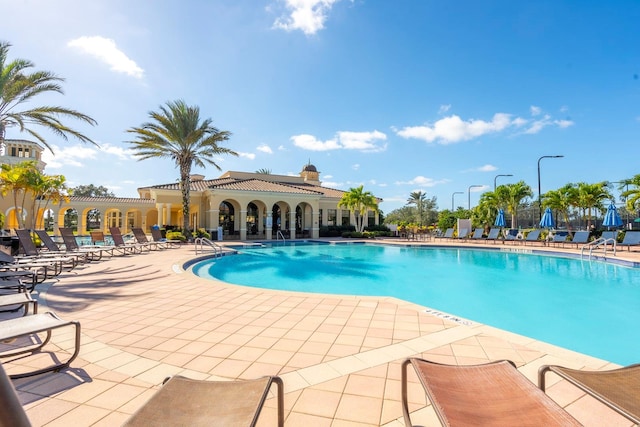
xmin=289 ymin=210 xmax=296 ymax=238
xmin=322 ymin=208 xmax=328 ymax=227
xmin=265 ymin=212 xmax=273 ymax=240
xmin=156 ymin=203 xmax=164 ymax=226
xmin=208 ymin=208 xmax=219 ymax=231
xmin=312 ymin=211 xmax=320 ymax=238
xmin=165 ymin=203 xmax=172 ymax=226
xmin=239 ymin=210 xmax=247 ymax=240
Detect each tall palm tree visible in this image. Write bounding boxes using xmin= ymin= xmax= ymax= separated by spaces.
xmin=542 ymin=183 xmax=577 ymax=229
xmin=575 ymin=182 xmax=612 ymax=229
xmin=126 ymin=100 xmax=237 ymax=239
xmin=494 ymin=181 xmax=533 ymax=228
xmin=406 ymin=191 xmax=427 ymax=225
xmin=256 ymin=168 xmax=272 ymax=175
xmin=338 ymin=185 xmax=379 ymax=232
xmin=0 ymin=41 xmax=97 ymax=152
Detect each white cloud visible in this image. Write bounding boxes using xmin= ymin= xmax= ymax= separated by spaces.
xmin=477 ymin=164 xmax=497 ymax=172
xmin=555 ymin=119 xmax=574 ymax=128
xmin=67 ymin=36 xmax=144 ymax=79
xmin=277 ymin=145 xmax=287 ymax=151
xmin=398 ymin=110 xmax=574 ymax=143
xmin=352 ymin=164 xmax=360 ymax=170
xmin=273 ymin=0 xmax=340 ymax=35
xmin=323 ymin=174 xmax=333 ymax=179
xmin=439 ymin=104 xmax=451 ymax=114
xmin=292 ymin=130 xmax=387 ymax=152
xmin=291 ymin=134 xmax=340 ymax=151
xmin=337 ymin=130 xmax=387 ymax=152
xmin=395 ymin=176 xmax=449 ymax=187
xmin=530 ymin=105 xmax=542 ymax=116
xmin=42 ymin=143 xmax=100 ymax=168
xmin=396 ymin=113 xmax=516 ymax=144
xmin=322 ymin=180 xmax=343 ymax=188
xmin=238 ymin=152 xmax=256 ymax=159
xmin=100 ymin=143 xmax=135 ymax=161
xmin=257 ymin=144 xmax=273 ymax=154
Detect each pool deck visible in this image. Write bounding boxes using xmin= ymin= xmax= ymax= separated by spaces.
xmin=2 ymin=237 xmax=639 ymax=426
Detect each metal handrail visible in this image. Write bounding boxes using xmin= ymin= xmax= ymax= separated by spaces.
xmin=194 ymin=237 xmax=222 ymax=257
xmin=581 ymin=237 xmax=617 ymax=260
xmin=276 ymin=230 xmax=285 ymax=242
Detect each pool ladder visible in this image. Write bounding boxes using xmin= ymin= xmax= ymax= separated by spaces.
xmin=581 ymin=237 xmax=617 ymax=260
xmin=194 ymin=237 xmax=223 ymax=257
xmin=276 ymin=230 xmax=286 ymax=243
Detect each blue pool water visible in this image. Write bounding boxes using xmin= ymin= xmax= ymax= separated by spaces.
xmin=191 ymin=242 xmax=640 ymax=365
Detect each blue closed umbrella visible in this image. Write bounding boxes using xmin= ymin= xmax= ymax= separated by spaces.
xmin=494 ymin=209 xmax=506 ymax=227
xmin=602 ymin=203 xmax=623 ymax=228
xmin=539 ymin=207 xmax=554 ymax=228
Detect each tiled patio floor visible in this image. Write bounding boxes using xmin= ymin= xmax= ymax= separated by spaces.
xmin=1 ymin=238 xmax=638 ymax=426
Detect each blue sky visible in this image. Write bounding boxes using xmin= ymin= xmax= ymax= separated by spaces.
xmin=2 ymin=0 xmax=639 ymax=213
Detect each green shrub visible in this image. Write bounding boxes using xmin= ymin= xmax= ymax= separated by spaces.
xmin=166 ymin=231 xmax=186 ymax=242
xmin=195 ymin=228 xmax=211 ymax=239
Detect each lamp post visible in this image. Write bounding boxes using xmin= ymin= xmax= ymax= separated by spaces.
xmin=468 ymin=185 xmax=483 ymax=210
xmin=537 ymin=155 xmax=564 ymax=222
xmin=451 ymin=192 xmax=463 ymax=211
xmin=494 ymin=174 xmax=513 ymax=191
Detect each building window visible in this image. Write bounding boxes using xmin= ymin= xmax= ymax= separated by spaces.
xmin=341 ymin=210 xmax=350 ymax=226
xmin=327 ymin=209 xmax=336 ymax=226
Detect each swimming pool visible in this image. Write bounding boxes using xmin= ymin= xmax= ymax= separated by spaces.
xmin=190 ymin=242 xmax=640 ymax=365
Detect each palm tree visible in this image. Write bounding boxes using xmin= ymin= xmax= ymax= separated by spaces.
xmin=256 ymin=168 xmax=272 ymax=175
xmin=338 ymin=185 xmax=379 ymax=232
xmin=0 ymin=161 xmax=30 ymax=228
xmin=126 ymin=100 xmax=237 ymax=239
xmin=621 ymin=174 xmax=640 ymax=216
xmin=542 ymin=184 xmax=577 ymax=229
xmin=575 ymin=182 xmax=612 ymax=229
xmin=406 ymin=191 xmax=427 ymax=225
xmin=494 ymin=181 xmax=533 ymax=228
xmin=0 ymin=41 xmax=97 ymax=152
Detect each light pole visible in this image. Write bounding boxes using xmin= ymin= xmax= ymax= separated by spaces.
xmin=451 ymin=192 xmax=463 ymax=211
xmin=494 ymin=174 xmax=513 ymax=191
xmin=537 ymin=155 xmax=564 ymax=222
xmin=468 ymin=185 xmax=483 ymax=210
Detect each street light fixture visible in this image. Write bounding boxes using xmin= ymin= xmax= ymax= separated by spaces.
xmin=494 ymin=174 xmax=513 ymax=191
xmin=468 ymin=185 xmax=483 ymax=210
xmin=537 ymin=155 xmax=564 ymax=222
xmin=451 ymin=192 xmax=463 ymax=211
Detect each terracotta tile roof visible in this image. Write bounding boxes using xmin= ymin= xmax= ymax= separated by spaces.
xmin=68 ymin=196 xmax=156 ymax=204
xmin=213 ymin=179 xmax=323 ymax=195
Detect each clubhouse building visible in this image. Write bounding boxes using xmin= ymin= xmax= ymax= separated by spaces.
xmin=0 ymin=139 xmax=381 ymax=240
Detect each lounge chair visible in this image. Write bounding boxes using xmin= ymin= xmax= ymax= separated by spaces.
xmin=0 ymin=251 xmax=57 ymax=284
xmin=0 ymin=362 xmax=284 ymax=427
xmin=109 ymin=227 xmax=150 ymax=253
xmin=0 ymin=364 xmax=31 ymax=426
xmin=0 ymin=311 xmax=81 ymax=378
xmin=520 ymin=229 xmax=542 ymax=246
xmin=618 ymin=230 xmax=640 ymax=251
xmin=467 ymin=228 xmax=484 ymax=241
xmin=58 ymin=228 xmax=112 ymax=260
xmin=504 ymin=228 xmax=519 ymax=242
xmin=559 ymin=230 xmax=590 ymax=248
xmin=547 ymin=231 xmax=569 ymax=245
xmin=0 ymin=292 xmax=37 ymax=315
xmin=124 ymin=375 xmax=284 ymax=427
xmin=455 ymin=228 xmax=469 ymax=240
xmin=402 ymin=358 xmax=581 ymax=427
xmin=539 ymin=363 xmax=640 ymax=424
xmin=150 ymin=227 xmax=181 ymax=247
xmin=33 ymin=230 xmax=90 ymax=263
xmin=131 ymin=227 xmax=165 ymax=250
xmin=14 ymin=229 xmax=77 ymax=270
xmin=435 ymin=228 xmax=454 ymax=240
xmin=0 ymin=270 xmax=37 ymax=294
xmin=485 ymin=227 xmax=501 ymax=244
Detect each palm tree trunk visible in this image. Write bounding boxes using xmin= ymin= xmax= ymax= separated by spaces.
xmin=180 ymin=163 xmax=191 ymax=240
